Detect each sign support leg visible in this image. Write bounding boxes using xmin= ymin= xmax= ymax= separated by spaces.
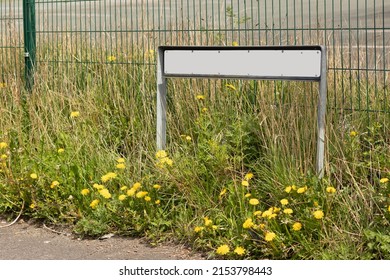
xmin=157 ymin=48 xmax=167 ymax=150
xmin=316 ymin=46 xmax=327 ymax=178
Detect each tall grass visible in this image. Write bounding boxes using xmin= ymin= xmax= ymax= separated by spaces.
xmin=1 ymin=28 xmax=389 ymax=259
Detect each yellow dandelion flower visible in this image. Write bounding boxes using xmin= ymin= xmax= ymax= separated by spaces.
xmin=29 ymin=203 xmax=36 ymax=209
xmin=136 ymin=191 xmax=148 ymax=198
xmin=268 ymin=213 xmax=277 ymax=219
xmin=99 ymin=188 xmax=112 ymax=199
xmin=30 ymin=173 xmax=38 ymax=179
xmin=244 ymin=193 xmax=252 ymax=198
xmin=116 ymin=163 xmax=126 ymax=169
xmin=57 ymin=148 xmax=65 ymax=154
xmin=120 ymin=186 xmax=128 ymax=191
xmin=258 ymin=223 xmax=266 ymax=229
xmin=201 ymin=107 xmax=208 ymax=113
xmin=245 ymin=173 xmax=254 ymax=180
xmin=70 ymin=111 xmax=80 ymax=118
xmin=194 ymin=226 xmax=204 ymax=233
xmin=292 ymin=185 xmax=297 ymax=190
xmin=264 ymin=232 xmax=276 ymax=242
xmin=219 ymin=188 xmax=227 ymax=197
xmin=145 ymin=49 xmax=155 ymax=57
xmin=285 ymin=186 xmax=292 ymax=193
xmin=196 ymin=95 xmax=205 ymax=100
xmin=272 ymin=207 xmax=281 ymax=214
xmin=232 ymin=41 xmax=239 ymax=46
xmin=350 ymin=131 xmax=357 ymax=137
xmin=1 ymin=154 xmax=7 ymax=160
xmin=216 ymin=245 xmax=230 ymax=255
xmin=283 ymin=208 xmax=293 ymax=215
xmin=313 ymin=210 xmax=324 ymax=220
xmin=212 ymin=225 xmax=218 ymax=230
xmin=127 ymin=188 xmax=136 ymax=197
xmin=297 ymin=186 xmax=307 ymax=194
xmin=93 ymin=183 xmax=104 ymax=190
xmin=379 ymin=178 xmax=389 ymax=184
xmin=292 ymin=222 xmax=302 ymax=231
xmin=107 ymin=55 xmax=116 ymax=62
xmin=226 ymin=84 xmax=237 ymax=91
xmin=132 ymin=182 xmax=142 ymax=190
xmin=81 ymin=189 xmax=90 ymax=196
xmin=164 ymin=158 xmax=173 ymax=166
xmin=253 ymin=210 xmax=262 ymax=216
xmin=185 ymin=136 xmax=192 ymax=141
xmin=280 ymin=199 xmax=289 ymax=205
xmin=204 ymin=217 xmax=213 ymax=227
xmin=157 ymin=156 xmax=174 ymax=167
xmin=234 ymin=246 xmax=245 ymax=256
xmin=326 ymin=186 xmax=337 ymax=193
xmin=0 ymin=142 xmax=8 ymax=149
xmin=155 ymin=199 xmax=161 ymax=205
xmin=144 ymin=196 xmax=151 ymax=202
xmin=249 ymin=198 xmax=259 ymax=206
xmin=101 ymin=172 xmax=117 ymax=182
xmin=262 ymin=210 xmax=273 ymax=218
xmin=90 ymin=199 xmax=99 ymax=209
xmin=153 ymin=184 xmax=161 ymax=190
xmin=243 ymin=218 xmax=254 ymax=229
xmin=50 ymin=181 xmax=60 ymax=188
xmin=117 ymin=158 xmax=125 ymax=163
xmin=155 ymin=150 xmax=168 ymax=159
xmin=242 ymin=180 xmax=249 ymax=187
xmin=388 ymin=205 xmax=390 ymax=213
xmin=118 ymin=194 xmax=127 ymax=201
xmin=101 ymin=174 xmax=110 ymax=182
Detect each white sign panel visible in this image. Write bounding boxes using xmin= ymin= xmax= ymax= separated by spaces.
xmin=164 ymin=49 xmax=321 ymax=80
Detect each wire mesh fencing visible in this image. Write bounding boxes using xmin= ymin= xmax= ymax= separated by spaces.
xmin=0 ymin=0 xmax=24 ymax=89
xmin=0 ymin=0 xmax=389 ymax=117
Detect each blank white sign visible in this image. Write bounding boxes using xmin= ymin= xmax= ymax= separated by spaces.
xmin=164 ymin=49 xmax=322 ymax=80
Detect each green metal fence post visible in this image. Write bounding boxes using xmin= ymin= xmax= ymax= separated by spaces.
xmin=22 ymin=0 xmax=36 ymax=91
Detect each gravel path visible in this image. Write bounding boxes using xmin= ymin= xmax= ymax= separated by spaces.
xmin=0 ymin=218 xmax=204 ymax=260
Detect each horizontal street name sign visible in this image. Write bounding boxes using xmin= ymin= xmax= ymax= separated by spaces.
xmin=164 ymin=48 xmax=321 ymax=80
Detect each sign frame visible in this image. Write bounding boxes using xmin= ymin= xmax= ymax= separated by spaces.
xmin=156 ymin=45 xmax=327 ymax=177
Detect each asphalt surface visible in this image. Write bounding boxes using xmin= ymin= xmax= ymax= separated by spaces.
xmin=2 ymin=0 xmax=389 ymax=34
xmin=0 ymin=218 xmax=204 ymax=260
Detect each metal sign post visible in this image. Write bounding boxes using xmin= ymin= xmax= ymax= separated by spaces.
xmin=22 ymin=0 xmax=37 ymax=92
xmin=157 ymin=45 xmax=327 ymax=178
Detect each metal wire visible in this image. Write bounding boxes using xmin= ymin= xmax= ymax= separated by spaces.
xmin=0 ymin=0 xmax=388 ymax=116
xmin=0 ymin=0 xmax=24 ymax=85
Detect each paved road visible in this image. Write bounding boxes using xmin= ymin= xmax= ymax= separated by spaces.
xmin=2 ymin=0 xmax=389 ymax=34
xmin=0 ymin=218 xmax=204 ymax=260
xmin=1 ymin=1 xmax=389 ymax=69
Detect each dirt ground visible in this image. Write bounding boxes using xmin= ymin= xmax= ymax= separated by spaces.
xmin=0 ymin=218 xmax=205 ymax=260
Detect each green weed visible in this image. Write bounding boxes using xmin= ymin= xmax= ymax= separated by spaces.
xmin=0 ymin=38 xmax=389 ymax=259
